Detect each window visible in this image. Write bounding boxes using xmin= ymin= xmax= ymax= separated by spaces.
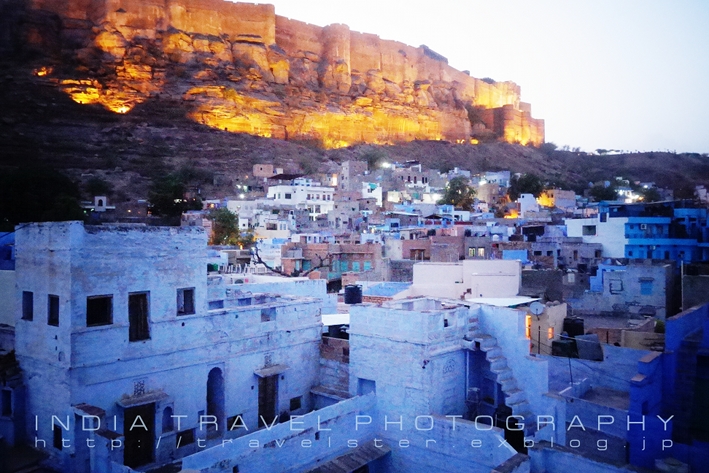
xmin=86 ymin=295 xmax=113 ymax=326
xmin=1 ymin=389 xmax=11 ymax=417
xmin=363 ymin=261 xmax=372 ymax=271
xmin=525 ymin=315 xmax=532 ymax=339
xmin=177 ymin=288 xmax=195 ymax=315
xmin=48 ymin=295 xmax=59 ymax=326
xmin=53 ymin=424 xmax=63 ymax=450
xmin=582 ymin=225 xmax=597 ymax=236
xmin=352 ymin=261 xmax=360 ymax=272
xmin=208 ymin=300 xmax=224 ymax=310
xmin=477 ymin=248 xmax=485 ymax=258
xmin=128 ymin=292 xmax=150 ymax=341
xmin=290 ymin=396 xmax=302 ymax=411
xmin=284 ymin=193 xmax=292 ymax=199
xmin=162 ymin=407 xmax=174 ymax=433
xmin=261 ymin=308 xmax=276 ymax=322
xmin=609 ymin=279 xmax=624 ymax=294
xmin=533 ymin=251 xmax=542 ymax=256
xmin=468 ymin=247 xmax=475 ymax=257
xmin=547 ymin=327 xmax=554 ymax=340
xmin=340 ymin=261 xmax=348 ymax=272
xmin=22 ymin=291 xmax=33 ymax=321
xmin=595 ymin=250 xmax=602 ymax=258
xmin=640 ymin=279 xmax=653 ymax=295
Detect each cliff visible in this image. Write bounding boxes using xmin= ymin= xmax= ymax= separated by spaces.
xmin=2 ymin=0 xmax=544 ymax=147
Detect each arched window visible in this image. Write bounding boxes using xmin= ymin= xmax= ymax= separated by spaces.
xmin=162 ymin=406 xmax=174 ymax=433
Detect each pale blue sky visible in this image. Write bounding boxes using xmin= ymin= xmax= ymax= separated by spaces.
xmin=246 ymin=0 xmax=709 ymax=153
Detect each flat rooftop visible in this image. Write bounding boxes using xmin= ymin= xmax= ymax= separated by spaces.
xmin=581 ymin=386 xmax=630 ymax=410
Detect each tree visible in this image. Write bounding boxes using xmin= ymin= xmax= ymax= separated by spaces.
xmin=640 ymin=187 xmax=662 ymax=203
xmin=508 ymin=173 xmax=544 ymax=201
xmin=252 ymin=246 xmax=331 ymax=277
xmin=85 ymin=176 xmax=113 ymax=197
xmin=361 ymin=149 xmax=387 ymax=170
xmin=0 ymin=167 xmax=84 ymax=231
xmin=539 ymin=142 xmax=558 ymax=156
xmin=148 ymin=169 xmax=202 ymax=219
xmin=207 ymin=208 xmax=254 ymax=247
xmin=439 ymin=176 xmax=476 ymax=210
xmin=589 ymin=184 xmax=618 ymax=202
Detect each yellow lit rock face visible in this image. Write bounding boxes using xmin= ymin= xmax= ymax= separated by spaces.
xmin=30 ymin=0 xmax=544 ymax=146
xmin=182 ymin=84 xmax=460 ymax=147
xmin=95 ymin=30 xmax=127 ymax=59
xmin=185 ymin=86 xmax=284 ymax=138
xmin=60 ymin=58 xmax=163 ymax=114
xmin=33 ymin=66 xmax=53 ymax=77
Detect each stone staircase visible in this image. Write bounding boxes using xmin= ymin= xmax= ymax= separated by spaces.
xmin=463 ymin=314 xmax=535 ymax=432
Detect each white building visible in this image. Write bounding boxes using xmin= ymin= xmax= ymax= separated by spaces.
xmin=393 ymin=260 xmax=526 ymax=302
xmin=518 ymin=193 xmax=540 ymax=218
xmin=266 ymin=179 xmax=335 ymax=219
xmin=13 ymin=222 xmax=323 ymax=471
xmin=361 ymin=182 xmax=383 ymax=207
xmin=566 ymin=215 xmax=629 ymax=258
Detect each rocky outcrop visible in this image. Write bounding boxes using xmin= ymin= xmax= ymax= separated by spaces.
xmin=9 ymin=0 xmax=544 ymax=147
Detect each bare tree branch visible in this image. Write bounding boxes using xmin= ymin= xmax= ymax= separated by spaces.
xmin=252 ymin=247 xmax=334 ymax=277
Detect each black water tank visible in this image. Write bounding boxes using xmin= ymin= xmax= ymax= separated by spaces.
xmin=552 ymin=339 xmax=578 ymax=358
xmin=563 ymin=317 xmax=585 ymax=338
xmin=344 ymin=285 xmax=362 ymax=304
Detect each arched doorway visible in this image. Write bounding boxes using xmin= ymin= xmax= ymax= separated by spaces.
xmin=207 ymin=368 xmax=225 ymax=437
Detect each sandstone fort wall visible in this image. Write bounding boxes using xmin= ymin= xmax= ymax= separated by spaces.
xmin=19 ymin=0 xmax=544 ymax=145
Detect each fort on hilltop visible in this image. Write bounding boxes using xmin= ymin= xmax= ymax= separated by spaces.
xmin=5 ymin=0 xmax=544 ymax=147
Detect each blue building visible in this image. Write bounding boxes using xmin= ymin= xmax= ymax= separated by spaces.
xmin=595 ymin=201 xmax=709 ymax=263
xmin=628 ymin=303 xmax=709 ymax=471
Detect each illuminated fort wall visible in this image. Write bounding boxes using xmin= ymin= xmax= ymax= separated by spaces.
xmin=25 ymin=0 xmax=544 ymax=145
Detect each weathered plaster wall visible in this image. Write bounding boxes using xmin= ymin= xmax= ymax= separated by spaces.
xmin=543 ymin=345 xmax=650 ymax=393
xmin=182 ymin=393 xmax=379 ymax=473
xmin=475 ymin=304 xmax=551 ymax=415
xmin=348 ymin=301 xmax=519 ymax=472
xmin=14 ymin=222 xmax=323 ymax=470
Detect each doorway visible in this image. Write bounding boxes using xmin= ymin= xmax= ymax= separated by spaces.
xmin=258 ymin=375 xmax=278 ymax=427
xmin=207 ymin=368 xmax=225 ymax=437
xmin=124 ymin=403 xmax=155 ymax=468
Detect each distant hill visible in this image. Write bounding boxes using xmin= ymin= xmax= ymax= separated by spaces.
xmin=1 ymin=59 xmax=708 ymax=203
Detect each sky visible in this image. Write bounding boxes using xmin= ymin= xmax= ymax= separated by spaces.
xmin=243 ymin=0 xmax=709 ymax=153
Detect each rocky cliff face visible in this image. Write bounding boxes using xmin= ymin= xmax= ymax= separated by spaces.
xmin=4 ymin=0 xmax=544 ymax=148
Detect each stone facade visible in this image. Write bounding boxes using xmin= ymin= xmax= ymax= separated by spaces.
xmin=11 ymin=0 xmax=544 ymax=147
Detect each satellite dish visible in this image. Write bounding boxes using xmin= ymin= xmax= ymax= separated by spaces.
xmin=529 ymin=301 xmax=545 ymax=316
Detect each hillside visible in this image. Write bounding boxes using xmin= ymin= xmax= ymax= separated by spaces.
xmin=1 ymin=57 xmax=708 ymax=204
xmin=0 ymin=0 xmax=543 ymax=150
